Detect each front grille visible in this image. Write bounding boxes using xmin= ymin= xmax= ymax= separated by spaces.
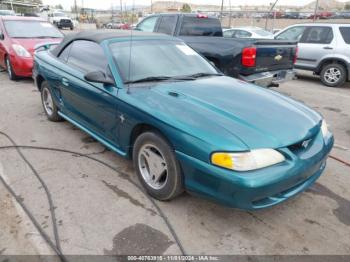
xmin=60 ymin=19 xmax=72 ymax=24
xmin=288 ymin=136 xmax=315 ymax=154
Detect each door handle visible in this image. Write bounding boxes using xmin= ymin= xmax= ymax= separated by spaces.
xmin=323 ymin=46 xmax=333 ymax=50
xmin=61 ymin=78 xmax=69 ymax=87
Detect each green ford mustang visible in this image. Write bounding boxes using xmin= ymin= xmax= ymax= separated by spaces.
xmin=33 ymin=30 xmax=334 ymax=209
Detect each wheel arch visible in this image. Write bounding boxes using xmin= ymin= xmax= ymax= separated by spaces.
xmin=316 ymin=58 xmax=349 ymax=78
xmin=35 ymin=74 xmax=46 ymax=91
xmin=128 ymin=123 xmax=174 ymax=159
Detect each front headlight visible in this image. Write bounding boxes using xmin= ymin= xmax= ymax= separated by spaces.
xmin=211 ymin=149 xmax=285 ymax=171
xmin=321 ymin=120 xmax=330 ymax=138
xmin=12 ymin=44 xmax=31 ymax=58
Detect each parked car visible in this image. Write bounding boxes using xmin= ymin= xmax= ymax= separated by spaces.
xmin=0 ymin=16 xmax=63 ymax=80
xmin=49 ymin=11 xmax=74 ymax=30
xmin=135 ymin=13 xmax=297 ymax=87
xmin=103 ymin=21 xmax=130 ymax=30
xmin=331 ymin=12 xmax=350 ymax=19
xmin=0 ymin=10 xmax=15 ymax=16
xmin=308 ymin=12 xmax=333 ymax=20
xmin=223 ymin=27 xmax=274 ymax=39
xmin=275 ymin=23 xmax=350 ymax=87
xmin=33 ymin=30 xmax=334 ymax=209
xmin=283 ymin=12 xmax=300 ymax=19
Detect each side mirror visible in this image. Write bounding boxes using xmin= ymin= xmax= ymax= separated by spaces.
xmin=0 ymin=33 xmax=4 ymax=41
xmin=84 ymin=71 xmax=115 ymax=86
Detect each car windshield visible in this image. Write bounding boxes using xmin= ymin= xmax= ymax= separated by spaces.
xmin=252 ymin=29 xmax=273 ymax=37
xmin=4 ymin=21 xmax=63 ymax=38
xmin=54 ymin=12 xmax=65 ymax=17
xmin=109 ymin=40 xmax=219 ymax=83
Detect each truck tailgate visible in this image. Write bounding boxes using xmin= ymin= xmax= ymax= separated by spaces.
xmin=253 ymin=40 xmax=297 ymax=74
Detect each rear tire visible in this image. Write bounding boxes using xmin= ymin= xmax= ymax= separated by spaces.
xmin=133 ymin=131 xmax=184 ymax=201
xmin=320 ymin=63 xmax=346 ymax=87
xmin=5 ymin=56 xmax=17 ymax=81
xmin=40 ymin=81 xmax=62 ymax=122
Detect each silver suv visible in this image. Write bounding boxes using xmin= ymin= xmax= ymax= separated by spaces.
xmin=275 ymin=23 xmax=350 ymax=87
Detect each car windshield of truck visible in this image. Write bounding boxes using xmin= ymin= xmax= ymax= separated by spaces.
xmin=340 ymin=27 xmax=350 ymax=44
xmin=110 ymin=40 xmax=219 ymax=83
xmin=179 ymin=16 xmax=223 ymax=37
xmin=4 ymin=21 xmax=63 ymax=38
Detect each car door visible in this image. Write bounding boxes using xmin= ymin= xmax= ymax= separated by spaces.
xmin=58 ymin=40 xmax=120 ymax=145
xmin=296 ymin=26 xmax=335 ymax=70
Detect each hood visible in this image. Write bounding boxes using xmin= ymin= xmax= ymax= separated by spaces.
xmin=12 ymin=38 xmax=63 ymax=55
xmin=127 ymin=77 xmax=322 ymax=151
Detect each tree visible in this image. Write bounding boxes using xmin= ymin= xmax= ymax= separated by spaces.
xmin=181 ymin=3 xmax=192 ymax=13
xmin=345 ymin=3 xmax=350 ymax=10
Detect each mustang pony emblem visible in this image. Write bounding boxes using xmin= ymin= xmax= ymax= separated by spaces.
xmin=274 ymin=54 xmax=283 ymax=61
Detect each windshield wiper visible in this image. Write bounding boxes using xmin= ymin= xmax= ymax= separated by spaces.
xmin=185 ymin=73 xmax=224 ymax=79
xmin=125 ymin=76 xmax=195 ymax=84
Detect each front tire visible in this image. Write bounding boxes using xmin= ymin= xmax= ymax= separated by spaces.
xmin=320 ymin=63 xmax=347 ymax=87
xmin=41 ymin=81 xmax=62 ymax=122
xmin=133 ymin=131 xmax=184 ymax=201
xmin=5 ymin=56 xmax=17 ymax=81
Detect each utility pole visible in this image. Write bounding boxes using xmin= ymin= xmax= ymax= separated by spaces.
xmin=220 ymin=0 xmax=224 ymax=22
xmin=265 ymin=0 xmax=279 ymax=30
xmin=74 ymin=0 xmax=78 ymax=20
xmin=228 ymin=0 xmax=232 ymax=28
xmin=150 ymin=0 xmax=153 ymax=13
xmin=313 ymin=0 xmax=320 ymax=22
xmin=120 ymin=0 xmax=123 ymax=22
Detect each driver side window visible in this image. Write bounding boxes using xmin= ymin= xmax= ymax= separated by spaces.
xmin=137 ymin=16 xmax=158 ymax=32
xmin=65 ymin=40 xmax=109 ymax=73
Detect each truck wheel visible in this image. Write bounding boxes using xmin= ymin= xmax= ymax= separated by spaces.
xmin=320 ymin=63 xmax=346 ymax=87
xmin=133 ymin=131 xmax=184 ymax=201
xmin=5 ymin=56 xmax=17 ymax=81
xmin=41 ymin=81 xmax=62 ymax=122
xmin=70 ymin=26 xmax=74 ymax=30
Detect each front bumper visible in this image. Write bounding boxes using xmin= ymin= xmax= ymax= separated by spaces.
xmin=240 ymin=69 xmax=295 ymax=88
xmin=11 ymin=55 xmax=33 ymax=77
xmin=176 ymin=131 xmax=334 ymax=210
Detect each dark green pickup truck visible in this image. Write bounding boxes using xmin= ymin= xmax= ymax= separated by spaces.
xmin=136 ymin=13 xmax=297 ymax=87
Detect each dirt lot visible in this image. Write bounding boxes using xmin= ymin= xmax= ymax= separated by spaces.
xmin=0 ymin=69 xmax=350 ymax=258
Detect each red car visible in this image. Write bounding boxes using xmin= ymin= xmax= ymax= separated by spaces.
xmin=0 ymin=16 xmax=63 ymax=80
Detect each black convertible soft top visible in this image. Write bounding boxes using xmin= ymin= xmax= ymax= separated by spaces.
xmin=51 ymin=30 xmax=172 ymax=57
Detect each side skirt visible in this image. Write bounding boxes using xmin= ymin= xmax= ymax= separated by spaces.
xmin=58 ymin=111 xmax=127 ymax=157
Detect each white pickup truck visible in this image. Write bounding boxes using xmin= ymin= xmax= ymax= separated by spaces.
xmin=49 ymin=11 xmax=74 ymax=30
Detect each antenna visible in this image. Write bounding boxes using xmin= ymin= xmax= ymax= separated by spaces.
xmin=127 ymin=0 xmax=136 ymax=94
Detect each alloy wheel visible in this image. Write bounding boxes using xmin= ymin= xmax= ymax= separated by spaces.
xmin=138 ymin=143 xmax=168 ymax=190
xmin=324 ymin=67 xmax=341 ymax=84
xmin=42 ymin=88 xmax=54 ymax=116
